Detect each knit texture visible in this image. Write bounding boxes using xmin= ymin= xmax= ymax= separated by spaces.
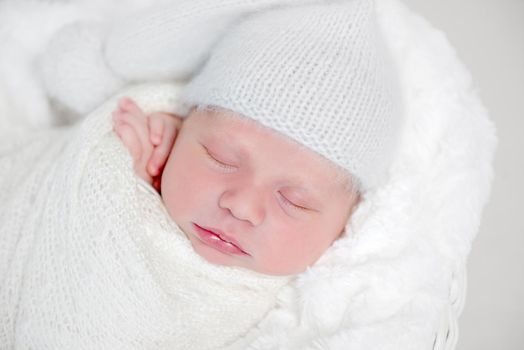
xmin=38 ymin=0 xmax=316 ymax=115
xmin=0 ymin=83 xmax=290 ymax=349
xmin=38 ymin=0 xmax=402 ymax=191
xmin=104 ymin=0 xmax=314 ymax=81
xmin=182 ymin=0 xmax=403 ymax=192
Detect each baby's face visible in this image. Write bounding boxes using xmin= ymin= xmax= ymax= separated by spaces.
xmin=161 ymin=108 xmax=359 ymax=276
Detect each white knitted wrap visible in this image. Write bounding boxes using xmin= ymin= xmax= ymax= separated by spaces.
xmin=0 ymin=84 xmax=290 ymax=350
xmin=182 ymin=0 xmax=402 ymax=192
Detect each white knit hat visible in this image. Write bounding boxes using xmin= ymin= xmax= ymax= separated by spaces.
xmin=181 ymin=0 xmax=402 ymax=192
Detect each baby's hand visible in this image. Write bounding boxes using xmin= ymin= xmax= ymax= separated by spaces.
xmin=112 ymin=97 xmax=182 ymax=191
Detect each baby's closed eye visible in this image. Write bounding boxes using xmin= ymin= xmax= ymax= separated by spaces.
xmin=277 ymin=191 xmax=310 ymax=211
xmin=202 ymin=144 xmax=238 ymax=172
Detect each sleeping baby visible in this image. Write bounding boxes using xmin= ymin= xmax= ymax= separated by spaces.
xmin=108 ymin=0 xmax=400 ymax=277
xmin=0 ymin=1 xmax=402 ymax=349
xmin=112 ymin=96 xmax=360 ymax=276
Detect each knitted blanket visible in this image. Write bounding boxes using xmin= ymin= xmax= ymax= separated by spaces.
xmin=0 ymin=84 xmax=291 ymax=349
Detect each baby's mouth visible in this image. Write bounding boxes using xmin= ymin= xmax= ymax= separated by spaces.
xmin=191 ymin=223 xmax=250 ymax=256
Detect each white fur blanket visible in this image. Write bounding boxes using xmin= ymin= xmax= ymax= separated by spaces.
xmin=0 ymin=0 xmax=497 ymax=349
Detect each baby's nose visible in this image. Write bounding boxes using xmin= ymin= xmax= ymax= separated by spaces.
xmin=218 ymin=186 xmax=265 ymax=226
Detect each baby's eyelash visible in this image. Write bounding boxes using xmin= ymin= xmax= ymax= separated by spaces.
xmin=278 ymin=192 xmax=308 ymax=211
xmin=203 ymin=146 xmax=237 ymax=171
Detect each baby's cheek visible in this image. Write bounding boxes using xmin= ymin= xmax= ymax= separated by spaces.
xmin=297 ymin=219 xmax=340 ymax=260
xmin=260 ymin=223 xmax=324 ymax=274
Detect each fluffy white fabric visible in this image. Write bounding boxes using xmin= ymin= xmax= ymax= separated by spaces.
xmin=0 ymin=0 xmax=160 ymax=128
xmin=0 ymin=0 xmax=497 ymax=349
xmin=0 ymin=83 xmax=291 ymax=349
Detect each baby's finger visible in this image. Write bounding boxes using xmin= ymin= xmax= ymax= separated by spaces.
xmin=112 ymin=110 xmax=126 ymax=127
xmin=117 ymin=111 xmax=151 ymax=156
xmin=115 ymin=123 xmax=153 ymax=183
xmin=148 ymin=123 xmax=178 ymax=177
xmin=115 ymin=123 xmax=142 ymax=162
xmin=148 ymin=114 xmax=164 ymax=146
xmin=118 ymin=97 xmax=144 ymax=117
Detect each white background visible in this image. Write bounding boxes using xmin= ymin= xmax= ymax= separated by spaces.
xmin=401 ymin=1 xmax=524 ymax=349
